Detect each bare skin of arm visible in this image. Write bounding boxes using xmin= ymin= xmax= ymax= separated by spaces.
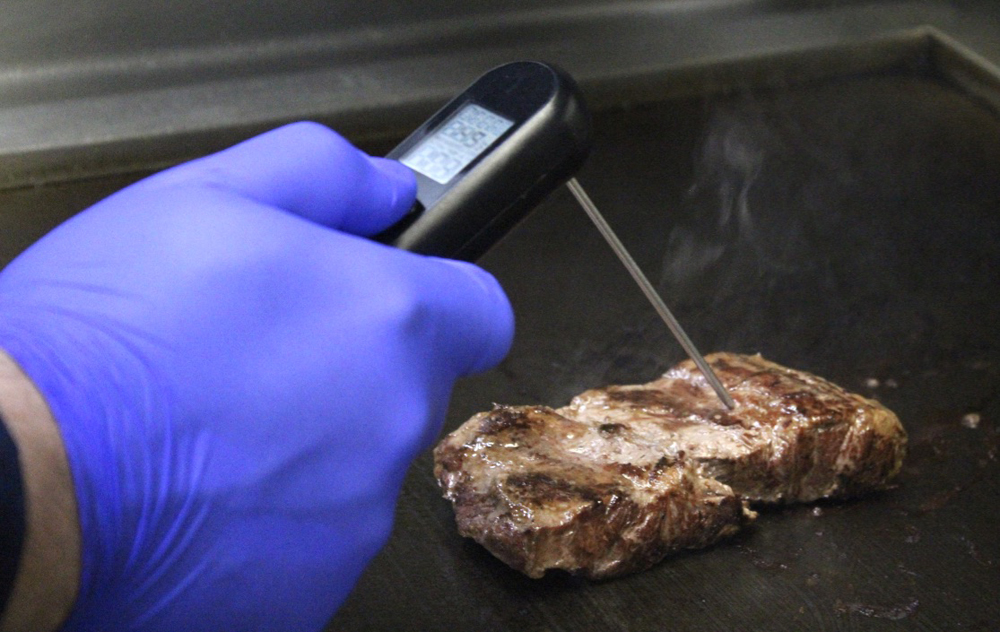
xmin=0 ymin=350 xmax=80 ymax=632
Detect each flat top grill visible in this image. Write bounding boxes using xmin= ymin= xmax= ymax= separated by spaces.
xmin=333 ymin=57 xmax=1000 ymax=631
xmin=1 ymin=31 xmax=998 ymax=632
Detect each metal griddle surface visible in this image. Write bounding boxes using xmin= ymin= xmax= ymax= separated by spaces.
xmin=1 ymin=66 xmax=998 ymax=631
xmin=333 ymin=72 xmax=1000 ymax=630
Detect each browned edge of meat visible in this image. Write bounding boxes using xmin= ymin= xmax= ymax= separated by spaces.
xmin=563 ymin=353 xmax=907 ymax=503
xmin=433 ymin=353 xmax=905 ymax=578
xmin=434 ymin=405 xmax=755 ymax=579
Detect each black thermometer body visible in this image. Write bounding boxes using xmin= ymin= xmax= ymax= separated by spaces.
xmin=379 ymin=61 xmax=592 ymax=261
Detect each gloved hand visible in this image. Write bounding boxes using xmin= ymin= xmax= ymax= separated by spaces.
xmin=0 ymin=122 xmax=514 ymax=631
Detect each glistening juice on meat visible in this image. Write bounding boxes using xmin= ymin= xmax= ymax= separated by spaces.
xmin=433 ymin=353 xmax=906 ymax=579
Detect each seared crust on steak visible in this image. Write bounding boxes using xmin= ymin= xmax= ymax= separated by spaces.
xmin=433 ymin=353 xmax=906 ymax=579
xmin=564 ymin=353 xmax=906 ymax=503
xmin=435 ymin=405 xmax=753 ymax=579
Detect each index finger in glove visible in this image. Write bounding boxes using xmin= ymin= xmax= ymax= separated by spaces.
xmin=410 ymin=257 xmax=515 ymax=377
xmin=145 ymin=122 xmax=417 ymax=236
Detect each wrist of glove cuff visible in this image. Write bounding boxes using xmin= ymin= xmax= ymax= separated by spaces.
xmin=0 ymin=314 xmax=178 ymax=630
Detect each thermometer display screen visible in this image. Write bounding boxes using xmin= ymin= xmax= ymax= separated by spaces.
xmin=401 ymin=103 xmax=514 ymax=184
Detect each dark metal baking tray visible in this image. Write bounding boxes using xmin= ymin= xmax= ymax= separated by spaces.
xmin=2 ymin=30 xmax=998 ymax=632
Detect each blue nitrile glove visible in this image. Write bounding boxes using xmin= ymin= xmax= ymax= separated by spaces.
xmin=0 ymin=122 xmax=514 ymax=632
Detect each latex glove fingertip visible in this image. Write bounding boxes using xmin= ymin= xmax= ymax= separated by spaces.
xmin=433 ymin=259 xmax=515 ymax=376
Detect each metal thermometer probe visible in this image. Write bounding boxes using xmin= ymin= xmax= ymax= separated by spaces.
xmin=380 ymin=61 xmax=734 ymax=408
xmin=566 ymin=178 xmax=736 ymax=410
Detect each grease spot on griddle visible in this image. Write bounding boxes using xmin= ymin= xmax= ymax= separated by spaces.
xmin=834 ymin=598 xmax=919 ymax=620
xmin=918 ymin=484 xmax=963 ymax=513
xmin=961 ymin=412 xmax=981 ymax=429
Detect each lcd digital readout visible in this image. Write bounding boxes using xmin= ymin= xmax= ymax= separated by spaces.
xmin=401 ymin=104 xmax=514 ymax=184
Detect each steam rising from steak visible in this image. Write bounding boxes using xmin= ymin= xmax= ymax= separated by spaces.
xmin=433 ymin=353 xmax=906 ymax=579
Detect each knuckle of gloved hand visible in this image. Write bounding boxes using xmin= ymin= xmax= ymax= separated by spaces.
xmin=118 ymin=162 xmax=230 ymax=202
xmin=257 ymin=121 xmax=362 ymax=183
xmin=368 ymin=268 xmax=437 ymax=342
xmin=276 ymin=120 xmax=352 ymax=155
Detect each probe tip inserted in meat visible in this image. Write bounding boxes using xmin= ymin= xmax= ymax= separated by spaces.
xmin=565 ymin=177 xmax=736 ymax=410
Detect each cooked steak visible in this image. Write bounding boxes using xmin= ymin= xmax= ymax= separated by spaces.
xmin=563 ymin=353 xmax=906 ymax=503
xmin=434 ymin=405 xmax=755 ymax=579
xmin=433 ymin=352 xmax=906 ymax=579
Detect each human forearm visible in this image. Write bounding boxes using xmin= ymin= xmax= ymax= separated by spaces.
xmin=0 ymin=350 xmax=80 ymax=632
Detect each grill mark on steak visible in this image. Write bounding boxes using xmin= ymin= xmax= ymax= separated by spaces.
xmin=477 ymin=405 xmax=539 ymax=435
xmin=434 ymin=352 xmax=905 ymax=579
xmin=504 ymin=472 xmax=623 ymax=505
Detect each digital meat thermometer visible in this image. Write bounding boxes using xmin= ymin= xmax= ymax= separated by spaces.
xmin=381 ymin=61 xmax=735 ymax=409
xmin=378 ymin=60 xmax=590 ymax=261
